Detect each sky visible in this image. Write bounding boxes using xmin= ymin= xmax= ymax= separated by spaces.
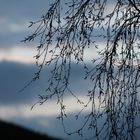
xmin=1 ymin=1 xmax=140 ymax=140
xmin=0 ymin=1 xmax=95 ymax=140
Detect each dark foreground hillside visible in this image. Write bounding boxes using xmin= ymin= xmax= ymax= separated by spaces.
xmin=0 ymin=120 xmax=62 ymax=140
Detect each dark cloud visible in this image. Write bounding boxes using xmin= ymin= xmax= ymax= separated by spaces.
xmin=0 ymin=0 xmax=50 ymax=20
xmin=0 ymin=61 xmax=36 ymax=104
xmin=0 ymin=61 xmax=92 ymax=105
xmin=0 ymin=61 xmax=93 ymax=140
xmin=0 ymin=0 xmax=106 ymax=48
xmin=0 ymin=34 xmax=24 ymax=47
xmin=0 ymin=0 xmax=51 ymax=48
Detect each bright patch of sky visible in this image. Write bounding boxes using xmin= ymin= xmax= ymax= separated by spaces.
xmin=0 ymin=46 xmax=36 ymax=64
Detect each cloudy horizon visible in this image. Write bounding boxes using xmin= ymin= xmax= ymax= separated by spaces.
xmin=1 ymin=1 xmax=140 ymax=140
xmin=0 ymin=1 xmax=98 ymax=139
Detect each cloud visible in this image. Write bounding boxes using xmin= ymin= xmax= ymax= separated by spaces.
xmin=0 ymin=108 xmax=115 ymax=140
xmin=0 ymin=96 xmax=98 ymax=140
xmin=0 ymin=60 xmax=102 ymax=140
xmin=0 ymin=94 xmax=92 ymax=120
xmin=0 ymin=61 xmax=93 ymax=105
xmin=0 ymin=18 xmax=28 ymax=34
xmin=0 ymin=61 xmax=36 ymax=104
xmin=0 ymin=0 xmax=50 ymax=20
xmin=0 ymin=0 xmax=50 ymax=48
xmin=0 ymin=1 xmax=128 ymax=139
xmin=0 ymin=60 xmax=88 ymax=139
xmin=0 ymin=46 xmax=36 ymax=64
xmin=0 ymin=107 xmax=96 ymax=140
xmin=0 ymin=0 xmax=107 ymax=49
xmin=0 ymin=18 xmax=36 ymax=48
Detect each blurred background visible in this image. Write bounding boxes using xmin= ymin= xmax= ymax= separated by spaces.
xmin=0 ymin=1 xmax=93 ymax=139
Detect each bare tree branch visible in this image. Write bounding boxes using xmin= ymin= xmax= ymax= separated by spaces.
xmin=22 ymin=0 xmax=140 ymax=139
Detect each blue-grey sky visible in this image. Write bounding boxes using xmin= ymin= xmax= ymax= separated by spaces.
xmin=0 ymin=1 xmax=95 ymax=140
xmin=2 ymin=1 xmax=139 ymax=140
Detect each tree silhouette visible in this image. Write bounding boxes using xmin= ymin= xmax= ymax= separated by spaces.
xmin=22 ymin=0 xmax=140 ymax=139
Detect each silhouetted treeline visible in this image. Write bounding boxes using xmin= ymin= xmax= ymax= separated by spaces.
xmin=0 ymin=120 xmax=63 ymax=140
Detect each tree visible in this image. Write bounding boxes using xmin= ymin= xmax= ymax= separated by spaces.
xmin=22 ymin=0 xmax=140 ymax=139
